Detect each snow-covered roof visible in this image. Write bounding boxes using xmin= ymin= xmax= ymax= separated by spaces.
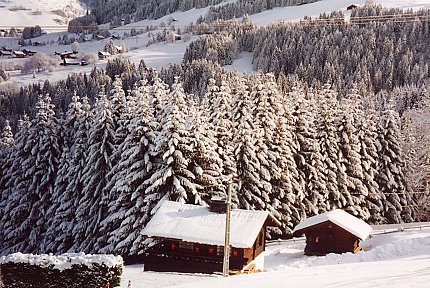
xmin=142 ymin=200 xmax=281 ymax=248
xmin=293 ymin=209 xmax=372 ymax=240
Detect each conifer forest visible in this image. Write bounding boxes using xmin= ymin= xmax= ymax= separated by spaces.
xmin=0 ymin=4 xmax=429 ymax=258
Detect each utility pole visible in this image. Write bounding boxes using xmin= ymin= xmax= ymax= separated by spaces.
xmin=223 ymin=178 xmax=232 ymax=277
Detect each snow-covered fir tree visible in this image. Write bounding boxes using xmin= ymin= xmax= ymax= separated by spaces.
xmin=0 ymin=116 xmax=32 ymax=255
xmin=97 ymin=77 xmax=131 ymax=251
xmin=376 ymin=108 xmax=414 ymax=223
xmin=337 ymin=95 xmax=368 ymax=219
xmin=100 ymin=81 xmax=157 ymax=255
xmin=207 ymin=77 xmax=236 ymax=195
xmin=346 ymin=89 xmax=385 ymax=223
xmin=315 ymin=87 xmax=346 ymax=211
xmin=290 ymin=88 xmax=326 ymax=216
xmin=143 ymin=78 xmax=199 ymax=220
xmin=233 ymin=78 xmax=269 ymax=211
xmin=188 ymin=108 xmax=224 ymax=203
xmin=43 ymin=93 xmax=90 ymax=253
xmin=72 ymin=91 xmax=115 ymax=253
xmin=24 ymin=96 xmax=60 ymax=253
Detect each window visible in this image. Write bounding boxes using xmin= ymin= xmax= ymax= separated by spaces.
xmin=258 ymin=231 xmax=264 ymax=247
xmin=179 ymin=241 xmax=193 ymax=250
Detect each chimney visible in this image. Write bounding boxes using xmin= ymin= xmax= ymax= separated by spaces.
xmin=209 ymin=196 xmax=227 ymax=213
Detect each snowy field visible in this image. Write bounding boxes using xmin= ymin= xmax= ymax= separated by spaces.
xmin=119 ymin=223 xmax=430 ymax=288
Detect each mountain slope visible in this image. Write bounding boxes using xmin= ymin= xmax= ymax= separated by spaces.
xmin=0 ymin=0 xmax=88 ymax=27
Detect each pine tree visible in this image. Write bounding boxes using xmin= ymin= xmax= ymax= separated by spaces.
xmin=72 ymin=91 xmax=115 ymax=253
xmin=376 ymin=108 xmax=414 ymax=223
xmin=143 ymin=78 xmax=197 ymax=223
xmin=315 ymin=86 xmax=345 ymax=211
xmin=44 ymin=93 xmax=88 ymax=253
xmin=97 ymin=77 xmax=130 ymax=251
xmin=338 ymin=95 xmax=369 ymax=219
xmin=347 ymin=90 xmax=384 ymax=223
xmin=25 ymin=95 xmax=60 ymax=253
xmin=189 ymin=109 xmax=224 ymax=204
xmin=233 ymin=78 xmax=267 ymax=211
xmin=0 ymin=116 xmax=31 ymax=254
xmin=208 ymin=77 xmax=236 ymax=195
xmin=290 ymin=88 xmax=326 ymax=216
xmin=100 ymin=81 xmax=156 ymax=255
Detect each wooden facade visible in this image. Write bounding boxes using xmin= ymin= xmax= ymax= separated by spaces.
xmin=144 ymin=227 xmax=267 ymax=274
xmin=294 ymin=221 xmax=362 ymax=256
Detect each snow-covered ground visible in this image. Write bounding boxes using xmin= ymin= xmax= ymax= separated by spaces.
xmin=249 ymin=0 xmax=430 ymax=25
xmin=119 ymin=223 xmax=430 ymax=288
xmin=0 ymin=0 xmax=87 ymax=27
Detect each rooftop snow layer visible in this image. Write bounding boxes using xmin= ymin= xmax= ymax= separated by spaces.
xmin=293 ymin=209 xmax=372 ymax=240
xmin=0 ymin=252 xmax=123 ymax=271
xmin=142 ymin=200 xmax=280 ymax=248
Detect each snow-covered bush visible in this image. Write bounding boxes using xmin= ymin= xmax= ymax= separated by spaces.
xmin=0 ymin=253 xmax=123 ymax=288
xmin=21 ymin=53 xmax=59 ymax=74
xmin=81 ymin=52 xmax=99 ymax=65
xmin=0 ymin=64 xmax=9 ymax=83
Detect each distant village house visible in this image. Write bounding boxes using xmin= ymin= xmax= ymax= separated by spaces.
xmin=98 ymin=51 xmax=111 ymax=60
xmin=141 ymin=200 xmax=281 ymax=274
xmin=293 ymin=209 xmax=372 ymax=256
xmin=12 ymin=51 xmax=26 ymax=58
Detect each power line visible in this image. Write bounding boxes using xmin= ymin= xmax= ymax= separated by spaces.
xmin=0 ymin=12 xmax=429 ymax=31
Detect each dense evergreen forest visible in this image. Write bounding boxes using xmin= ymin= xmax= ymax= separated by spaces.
xmin=89 ymin=0 xmax=318 ymax=25
xmin=0 ymin=70 xmax=421 ymax=256
xmin=0 ymin=5 xmax=429 ymax=257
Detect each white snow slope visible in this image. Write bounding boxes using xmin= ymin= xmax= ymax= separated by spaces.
xmin=120 ymin=223 xmax=430 ymax=288
xmin=0 ymin=0 xmax=87 ymax=27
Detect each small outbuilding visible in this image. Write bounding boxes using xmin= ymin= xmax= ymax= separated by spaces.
xmin=141 ymin=200 xmax=281 ymax=274
xmin=292 ymin=209 xmax=372 ymax=256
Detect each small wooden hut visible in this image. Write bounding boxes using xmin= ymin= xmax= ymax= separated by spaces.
xmin=141 ymin=200 xmax=281 ymax=274
xmin=293 ymin=209 xmax=372 ymax=256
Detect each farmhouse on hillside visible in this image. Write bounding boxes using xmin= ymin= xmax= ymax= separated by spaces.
xmin=98 ymin=51 xmax=111 ymax=60
xmin=12 ymin=51 xmax=26 ymax=58
xmin=292 ymin=209 xmax=372 ymax=256
xmin=141 ymin=200 xmax=281 ymax=274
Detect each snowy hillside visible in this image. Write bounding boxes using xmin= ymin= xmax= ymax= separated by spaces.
xmin=120 ymin=223 xmax=430 ymax=288
xmin=248 ymin=0 xmax=430 ymax=24
xmin=0 ymin=0 xmax=87 ymax=27
xmin=1 ymin=0 xmax=430 ymax=89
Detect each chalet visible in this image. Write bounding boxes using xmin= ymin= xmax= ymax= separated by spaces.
xmin=0 ymin=51 xmax=12 ymax=57
xmin=347 ymin=4 xmax=360 ymax=10
xmin=59 ymin=51 xmax=76 ymax=60
xmin=22 ymin=49 xmax=37 ymax=56
xmin=98 ymin=51 xmax=111 ymax=60
xmin=12 ymin=51 xmax=26 ymax=58
xmin=114 ymin=45 xmax=124 ymax=53
xmin=141 ymin=200 xmax=281 ymax=274
xmin=292 ymin=209 xmax=372 ymax=256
